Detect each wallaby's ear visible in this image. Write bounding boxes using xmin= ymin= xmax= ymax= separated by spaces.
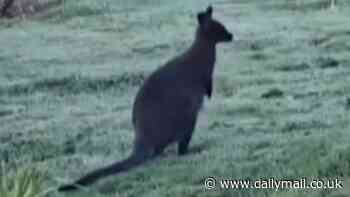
xmin=197 ymin=12 xmax=206 ymax=25
xmin=206 ymin=5 xmax=213 ymax=17
xmin=197 ymin=5 xmax=213 ymax=25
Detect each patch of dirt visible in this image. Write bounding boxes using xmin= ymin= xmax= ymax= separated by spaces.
xmin=261 ymin=88 xmax=284 ymax=99
xmin=293 ymin=91 xmax=319 ymax=99
xmin=309 ymin=36 xmax=332 ymax=47
xmin=276 ymin=62 xmax=310 ymax=72
xmin=0 ymin=108 xmax=13 ymax=117
xmin=316 ymin=56 xmax=340 ymax=69
xmin=0 ymin=0 xmax=62 ymax=18
xmin=250 ymin=52 xmax=269 ymax=61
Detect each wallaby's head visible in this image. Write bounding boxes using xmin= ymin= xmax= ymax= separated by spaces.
xmin=197 ymin=6 xmax=233 ymax=43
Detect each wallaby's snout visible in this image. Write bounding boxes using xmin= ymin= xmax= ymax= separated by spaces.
xmin=225 ymin=31 xmax=233 ymax=42
xmin=220 ymin=21 xmax=234 ymax=42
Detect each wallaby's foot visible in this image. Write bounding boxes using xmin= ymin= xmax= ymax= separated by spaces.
xmin=178 ymin=139 xmax=190 ymax=155
xmin=178 ymin=148 xmax=189 ymax=156
xmin=154 ymin=146 xmax=165 ymax=157
xmin=178 ymin=133 xmax=193 ymax=155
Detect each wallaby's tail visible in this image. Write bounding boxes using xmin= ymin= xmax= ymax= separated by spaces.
xmin=58 ymin=151 xmax=149 ymax=192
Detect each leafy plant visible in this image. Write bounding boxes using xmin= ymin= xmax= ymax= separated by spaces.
xmin=0 ymin=162 xmax=46 ymax=197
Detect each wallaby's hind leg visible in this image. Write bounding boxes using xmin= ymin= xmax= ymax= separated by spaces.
xmin=178 ymin=132 xmax=193 ymax=155
xmin=178 ymin=116 xmax=197 ymax=155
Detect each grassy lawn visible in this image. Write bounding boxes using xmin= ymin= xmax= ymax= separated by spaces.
xmin=1 ymin=0 xmax=350 ymax=196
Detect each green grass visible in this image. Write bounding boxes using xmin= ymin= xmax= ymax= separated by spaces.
xmin=0 ymin=162 xmax=48 ymax=197
xmin=1 ymin=0 xmax=350 ymax=196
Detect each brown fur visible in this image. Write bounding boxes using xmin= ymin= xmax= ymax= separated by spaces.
xmin=58 ymin=5 xmax=233 ymax=192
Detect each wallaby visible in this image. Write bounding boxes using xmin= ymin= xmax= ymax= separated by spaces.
xmin=58 ymin=5 xmax=233 ymax=192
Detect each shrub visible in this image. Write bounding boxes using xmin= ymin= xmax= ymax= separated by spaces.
xmin=0 ymin=162 xmax=46 ymax=197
